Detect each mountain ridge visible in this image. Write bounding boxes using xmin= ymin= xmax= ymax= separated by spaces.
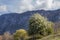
xmin=0 ymin=9 xmax=60 ymax=34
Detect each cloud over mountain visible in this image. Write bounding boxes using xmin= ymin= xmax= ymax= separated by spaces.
xmin=0 ymin=0 xmax=60 ymax=14
xmin=0 ymin=5 xmax=7 ymax=12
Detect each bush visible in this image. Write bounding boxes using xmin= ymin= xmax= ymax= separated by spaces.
xmin=14 ymin=29 xmax=28 ymax=40
xmin=28 ymin=13 xmax=54 ymax=39
xmin=2 ymin=32 xmax=13 ymax=40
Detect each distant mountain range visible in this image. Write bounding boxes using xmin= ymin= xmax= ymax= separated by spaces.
xmin=0 ymin=9 xmax=60 ymax=34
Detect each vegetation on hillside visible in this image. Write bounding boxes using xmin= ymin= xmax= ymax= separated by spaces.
xmin=0 ymin=13 xmax=60 ymax=40
xmin=28 ymin=13 xmax=54 ymax=40
xmin=28 ymin=13 xmax=54 ymax=35
xmin=14 ymin=29 xmax=28 ymax=40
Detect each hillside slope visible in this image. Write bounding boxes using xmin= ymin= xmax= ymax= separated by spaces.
xmin=39 ymin=33 xmax=60 ymax=40
xmin=0 ymin=9 xmax=60 ymax=34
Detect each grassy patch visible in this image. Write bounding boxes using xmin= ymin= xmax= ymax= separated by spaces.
xmin=38 ymin=33 xmax=60 ymax=40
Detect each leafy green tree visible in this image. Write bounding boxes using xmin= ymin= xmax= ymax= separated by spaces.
xmin=28 ymin=13 xmax=54 ymax=36
xmin=14 ymin=29 xmax=28 ymax=40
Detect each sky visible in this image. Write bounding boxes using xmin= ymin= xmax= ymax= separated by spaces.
xmin=0 ymin=0 xmax=60 ymax=14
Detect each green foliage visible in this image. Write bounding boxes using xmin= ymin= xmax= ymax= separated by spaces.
xmin=28 ymin=13 xmax=54 ymax=36
xmin=14 ymin=29 xmax=28 ymax=40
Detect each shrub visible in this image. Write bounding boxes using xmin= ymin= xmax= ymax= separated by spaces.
xmin=28 ymin=13 xmax=54 ymax=39
xmin=2 ymin=32 xmax=13 ymax=40
xmin=14 ymin=29 xmax=28 ymax=40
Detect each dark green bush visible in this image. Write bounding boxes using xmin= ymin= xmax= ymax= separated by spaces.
xmin=28 ymin=13 xmax=54 ymax=39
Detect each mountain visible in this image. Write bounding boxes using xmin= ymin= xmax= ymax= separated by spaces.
xmin=0 ymin=9 xmax=60 ymax=34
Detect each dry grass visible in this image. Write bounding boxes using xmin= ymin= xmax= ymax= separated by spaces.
xmin=37 ymin=33 xmax=60 ymax=40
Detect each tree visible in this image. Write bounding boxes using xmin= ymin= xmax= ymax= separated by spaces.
xmin=14 ymin=29 xmax=28 ymax=40
xmin=28 ymin=13 xmax=54 ymax=36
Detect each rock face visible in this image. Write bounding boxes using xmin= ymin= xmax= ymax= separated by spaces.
xmin=0 ymin=9 xmax=60 ymax=34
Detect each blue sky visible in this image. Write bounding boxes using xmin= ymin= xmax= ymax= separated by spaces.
xmin=0 ymin=0 xmax=60 ymax=14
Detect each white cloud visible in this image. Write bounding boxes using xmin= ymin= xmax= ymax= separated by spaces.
xmin=36 ymin=0 xmax=44 ymax=6
xmin=0 ymin=5 xmax=7 ymax=12
xmin=52 ymin=1 xmax=60 ymax=9
xmin=17 ymin=0 xmax=35 ymax=13
xmin=18 ymin=0 xmax=57 ymax=12
xmin=0 ymin=0 xmax=60 ymax=14
xmin=18 ymin=0 xmax=46 ymax=13
xmin=46 ymin=0 xmax=53 ymax=9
